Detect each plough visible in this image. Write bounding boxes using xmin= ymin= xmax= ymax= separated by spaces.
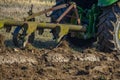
xmin=0 ymin=0 xmax=120 ymax=52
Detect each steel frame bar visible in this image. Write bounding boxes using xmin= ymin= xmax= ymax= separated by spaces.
xmin=56 ymin=4 xmax=74 ymax=23
xmin=25 ymin=4 xmax=68 ymax=21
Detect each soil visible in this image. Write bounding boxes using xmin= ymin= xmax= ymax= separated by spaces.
xmin=0 ymin=38 xmax=120 ymax=80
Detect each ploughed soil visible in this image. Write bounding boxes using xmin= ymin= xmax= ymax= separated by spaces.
xmin=0 ymin=36 xmax=120 ymax=80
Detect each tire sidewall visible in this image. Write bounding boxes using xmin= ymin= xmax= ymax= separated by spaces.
xmin=115 ymin=20 xmax=120 ymax=52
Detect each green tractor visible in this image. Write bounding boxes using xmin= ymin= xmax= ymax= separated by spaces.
xmin=97 ymin=0 xmax=120 ymax=52
xmin=51 ymin=0 xmax=120 ymax=52
xmin=0 ymin=0 xmax=120 ymax=53
xmin=48 ymin=0 xmax=120 ymax=52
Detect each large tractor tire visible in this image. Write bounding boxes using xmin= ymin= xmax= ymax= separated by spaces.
xmin=98 ymin=2 xmax=120 ymax=52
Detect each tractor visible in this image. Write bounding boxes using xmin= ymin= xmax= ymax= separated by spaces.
xmin=0 ymin=0 xmax=120 ymax=52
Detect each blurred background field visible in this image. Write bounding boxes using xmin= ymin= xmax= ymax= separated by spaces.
xmin=0 ymin=0 xmax=55 ymax=21
xmin=0 ymin=0 xmax=56 ymax=48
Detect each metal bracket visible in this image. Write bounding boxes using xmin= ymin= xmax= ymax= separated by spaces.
xmin=22 ymin=22 xmax=37 ymax=47
xmin=0 ymin=20 xmax=12 ymax=32
xmin=0 ymin=20 xmax=5 ymax=29
xmin=53 ymin=25 xmax=69 ymax=42
xmin=25 ymin=22 xmax=38 ymax=35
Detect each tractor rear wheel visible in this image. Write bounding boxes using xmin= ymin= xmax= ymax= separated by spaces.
xmin=98 ymin=2 xmax=120 ymax=52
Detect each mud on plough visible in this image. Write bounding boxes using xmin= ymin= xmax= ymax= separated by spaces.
xmin=0 ymin=0 xmax=120 ymax=53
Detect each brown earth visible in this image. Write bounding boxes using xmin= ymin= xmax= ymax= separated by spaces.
xmin=0 ymin=26 xmax=120 ymax=80
xmin=0 ymin=39 xmax=120 ymax=80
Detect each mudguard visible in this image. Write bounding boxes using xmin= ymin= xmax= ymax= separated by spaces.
xmin=98 ymin=0 xmax=118 ymax=6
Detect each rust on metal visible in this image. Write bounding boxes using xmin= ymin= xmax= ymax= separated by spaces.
xmin=56 ymin=4 xmax=74 ymax=23
xmin=73 ymin=4 xmax=81 ymax=25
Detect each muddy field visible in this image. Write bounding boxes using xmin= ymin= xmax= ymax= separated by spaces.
xmin=0 ymin=0 xmax=120 ymax=80
xmin=0 ymin=43 xmax=120 ymax=80
xmin=0 ymin=30 xmax=120 ymax=80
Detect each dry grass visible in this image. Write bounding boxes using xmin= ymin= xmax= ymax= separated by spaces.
xmin=0 ymin=0 xmax=55 ymax=6
xmin=0 ymin=0 xmax=55 ymax=21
